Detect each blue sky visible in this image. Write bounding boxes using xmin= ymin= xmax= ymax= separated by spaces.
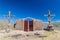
xmin=0 ymin=0 xmax=60 ymax=22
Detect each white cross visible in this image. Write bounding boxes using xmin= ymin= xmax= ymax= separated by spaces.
xmin=3 ymin=10 xmax=15 ymax=32
xmin=44 ymin=9 xmax=55 ymax=24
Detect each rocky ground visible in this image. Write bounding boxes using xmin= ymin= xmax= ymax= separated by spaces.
xmin=0 ymin=30 xmax=60 ymax=40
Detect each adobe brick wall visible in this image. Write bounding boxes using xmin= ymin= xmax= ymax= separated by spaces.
xmin=14 ymin=19 xmax=43 ymax=31
xmin=33 ymin=20 xmax=43 ymax=31
xmin=15 ymin=19 xmax=24 ymax=30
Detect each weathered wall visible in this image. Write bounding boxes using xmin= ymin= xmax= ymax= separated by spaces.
xmin=14 ymin=19 xmax=43 ymax=31
xmin=15 ymin=19 xmax=24 ymax=30
xmin=33 ymin=20 xmax=43 ymax=31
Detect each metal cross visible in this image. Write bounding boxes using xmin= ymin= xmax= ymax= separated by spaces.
xmin=44 ymin=9 xmax=55 ymax=25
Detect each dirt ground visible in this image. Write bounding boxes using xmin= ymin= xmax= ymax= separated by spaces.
xmin=0 ymin=30 xmax=60 ymax=40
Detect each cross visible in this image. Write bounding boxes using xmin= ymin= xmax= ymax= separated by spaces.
xmin=44 ymin=9 xmax=55 ymax=25
xmin=3 ymin=10 xmax=15 ymax=32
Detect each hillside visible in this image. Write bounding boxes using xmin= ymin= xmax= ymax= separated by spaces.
xmin=43 ymin=22 xmax=60 ymax=30
xmin=0 ymin=20 xmax=14 ymax=30
xmin=0 ymin=30 xmax=60 ymax=40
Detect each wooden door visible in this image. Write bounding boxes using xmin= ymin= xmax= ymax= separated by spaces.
xmin=24 ymin=20 xmax=28 ymax=31
xmin=29 ymin=20 xmax=33 ymax=31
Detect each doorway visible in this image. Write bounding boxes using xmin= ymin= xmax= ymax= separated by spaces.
xmin=24 ymin=19 xmax=33 ymax=31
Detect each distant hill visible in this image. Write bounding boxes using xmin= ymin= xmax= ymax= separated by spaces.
xmin=53 ymin=21 xmax=60 ymax=30
xmin=43 ymin=21 xmax=60 ymax=30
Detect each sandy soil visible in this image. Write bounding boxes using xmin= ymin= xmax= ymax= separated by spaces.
xmin=0 ymin=30 xmax=60 ymax=40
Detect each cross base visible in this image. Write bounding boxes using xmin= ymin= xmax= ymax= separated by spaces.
xmin=44 ymin=25 xmax=54 ymax=31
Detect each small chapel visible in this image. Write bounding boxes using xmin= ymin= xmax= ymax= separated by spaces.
xmin=14 ymin=17 xmax=43 ymax=31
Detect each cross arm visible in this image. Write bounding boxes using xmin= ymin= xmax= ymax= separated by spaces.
xmin=44 ymin=14 xmax=48 ymax=16
xmin=10 ymin=15 xmax=15 ymax=17
xmin=3 ymin=15 xmax=8 ymax=17
xmin=50 ymin=14 xmax=55 ymax=16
